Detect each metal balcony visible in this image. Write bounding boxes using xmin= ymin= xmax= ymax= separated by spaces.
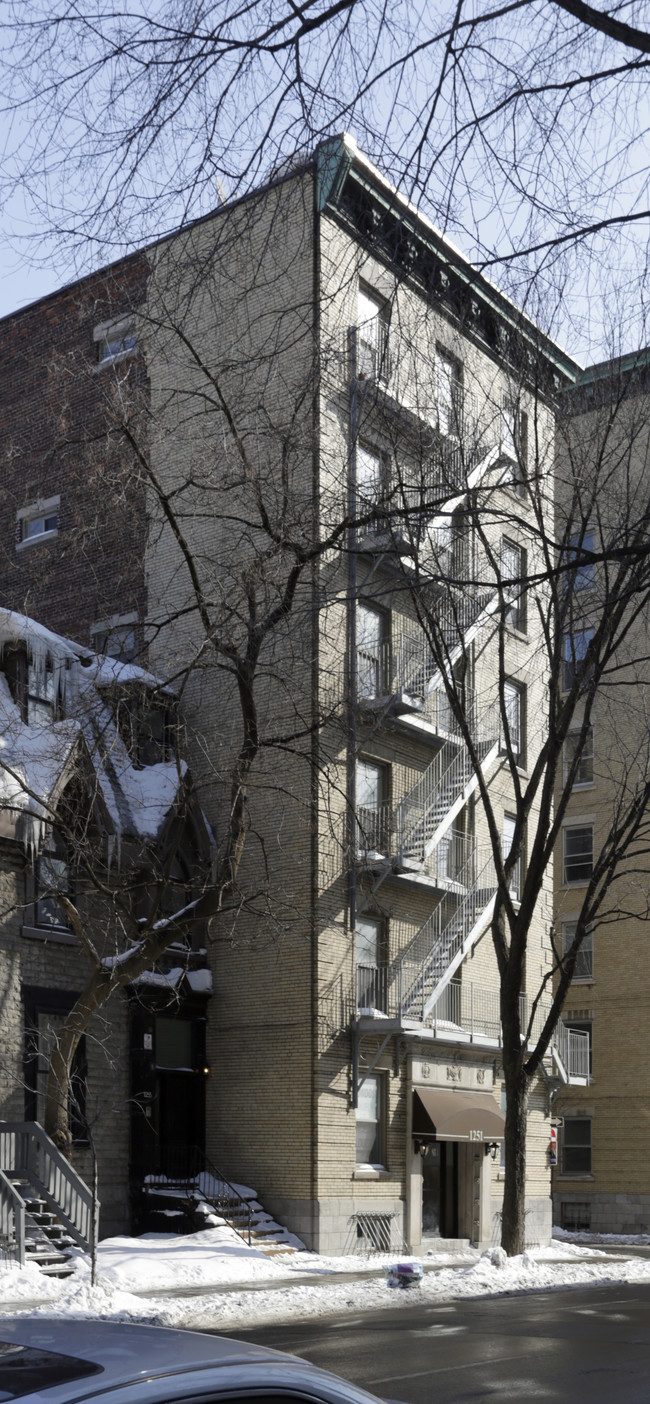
xmin=353 ymin=974 xmax=591 ymax=1082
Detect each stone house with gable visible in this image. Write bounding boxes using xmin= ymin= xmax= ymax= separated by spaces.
xmin=0 ymin=607 xmax=212 ymax=1238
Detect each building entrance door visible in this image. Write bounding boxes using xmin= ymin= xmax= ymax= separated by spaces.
xmin=422 ymin=1142 xmax=458 ymax=1238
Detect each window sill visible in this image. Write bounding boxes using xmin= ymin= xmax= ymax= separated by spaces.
xmin=16 ymin=531 xmax=59 ymax=552
xmin=353 ymin=1166 xmax=391 ymax=1180
xmin=571 ymin=782 xmax=595 ymax=791
xmin=22 ymin=925 xmax=77 ymax=946
xmin=506 ymin=627 xmax=529 ymax=645
xmin=555 ymin=1173 xmax=594 ymax=1181
xmin=91 ymin=348 xmax=138 ymax=374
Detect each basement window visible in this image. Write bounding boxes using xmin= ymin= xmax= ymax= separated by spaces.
xmin=560 ymin=1200 xmax=591 ymax=1232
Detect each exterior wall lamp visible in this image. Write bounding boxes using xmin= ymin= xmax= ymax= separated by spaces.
xmin=485 ymin=1141 xmax=500 ymax=1159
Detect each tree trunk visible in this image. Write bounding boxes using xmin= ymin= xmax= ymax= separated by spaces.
xmin=500 ymin=1067 xmax=529 ymax=1255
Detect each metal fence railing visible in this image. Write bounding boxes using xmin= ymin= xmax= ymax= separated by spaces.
xmin=0 ymin=1169 xmax=25 ymax=1267
xmin=0 ymin=1122 xmax=94 ymax=1251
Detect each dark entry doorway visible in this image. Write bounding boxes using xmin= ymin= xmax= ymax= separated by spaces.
xmin=422 ymin=1142 xmax=458 ymax=1237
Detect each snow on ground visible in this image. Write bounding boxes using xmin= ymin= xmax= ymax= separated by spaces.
xmin=554 ymin=1226 xmax=650 ymax=1245
xmin=0 ymin=1228 xmax=647 ymax=1332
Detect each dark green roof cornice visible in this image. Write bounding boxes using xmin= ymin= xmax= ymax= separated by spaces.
xmin=317 ymin=135 xmax=580 ymax=392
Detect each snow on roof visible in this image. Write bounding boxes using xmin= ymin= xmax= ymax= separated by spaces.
xmin=0 ymin=608 xmax=185 ymax=853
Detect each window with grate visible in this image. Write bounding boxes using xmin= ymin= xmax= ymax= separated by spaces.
xmin=560 ymin=1200 xmax=592 ymax=1232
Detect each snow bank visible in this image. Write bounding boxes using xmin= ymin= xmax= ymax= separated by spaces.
xmin=554 ymin=1227 xmax=650 ymax=1245
xmin=5 ymin=1232 xmax=650 ymax=1331
xmin=75 ymin=1227 xmax=293 ymax=1292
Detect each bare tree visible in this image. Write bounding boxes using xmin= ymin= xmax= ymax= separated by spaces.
xmin=3 ymin=0 xmax=650 ymax=349
xmin=364 ymin=343 xmax=650 ymax=1254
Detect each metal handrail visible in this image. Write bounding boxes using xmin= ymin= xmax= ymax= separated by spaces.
xmin=394 ymin=849 xmax=498 ymax=1022
xmin=395 ymin=695 xmax=500 ymax=865
xmin=142 ymin=1144 xmax=253 ymax=1245
xmin=0 ymin=1169 xmax=25 ymax=1266
xmin=553 ymin=1023 xmax=591 ymax=1080
xmin=0 ymin=1122 xmax=94 ymax=1251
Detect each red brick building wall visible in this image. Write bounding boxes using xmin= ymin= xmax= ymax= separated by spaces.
xmin=0 ymin=255 xmax=150 ymax=647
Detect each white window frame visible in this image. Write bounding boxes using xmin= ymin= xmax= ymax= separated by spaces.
xmin=91 ymin=612 xmax=139 ymax=664
xmin=501 ymin=681 xmax=523 ymax=764
xmin=502 ymin=813 xmax=521 ymax=900
xmin=93 ymin=314 xmax=138 ymax=369
xmin=563 ymin=726 xmax=594 ymax=788
xmin=355 ymin=1072 xmax=387 ymax=1169
xmin=562 ymin=823 xmax=594 ymax=885
xmin=357 ymin=286 xmax=390 ymax=382
xmin=562 ymin=920 xmax=594 ymax=982
xmin=501 ymin=538 xmax=527 ymax=633
xmin=16 ymin=496 xmax=60 ymax=551
xmin=435 ymin=349 xmax=462 ymax=437
xmin=568 ymin=529 xmax=595 ymax=592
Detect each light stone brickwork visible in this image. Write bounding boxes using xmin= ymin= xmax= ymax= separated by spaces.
xmin=553 ymin=364 xmax=650 ymax=1234
xmin=140 ymin=140 xmax=573 ymax=1252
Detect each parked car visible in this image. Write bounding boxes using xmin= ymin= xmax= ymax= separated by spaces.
xmin=0 ymin=1319 xmax=393 ymax=1404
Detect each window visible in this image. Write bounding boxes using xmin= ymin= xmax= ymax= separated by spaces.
xmin=94 ymin=315 xmax=137 ymax=366
xmin=27 ymin=661 xmax=56 ymax=726
xmin=357 ymin=287 xmax=389 ymax=381
xmin=563 ymin=825 xmax=593 ymax=884
xmin=502 ymin=814 xmax=521 ymax=900
xmin=563 ymin=727 xmax=594 ymax=787
xmin=155 ymin=1017 xmax=193 ymax=1069
xmin=24 ymin=990 xmax=87 ymax=1142
xmin=501 ymin=401 xmax=528 ymax=489
xmin=568 ymin=529 xmax=595 ymax=592
xmin=113 ymin=689 xmax=174 ymax=767
xmin=564 ymin=1020 xmax=593 ymax=1076
xmin=357 ymin=604 xmax=388 ymax=700
xmin=501 ymin=682 xmax=524 ymax=764
xmin=562 ymin=921 xmax=594 ymax=981
xmin=357 ymin=444 xmax=385 ymax=510
xmin=435 ymin=351 xmax=462 ymax=437
xmin=562 ymin=1117 xmax=592 ymax=1174
xmin=356 ymin=915 xmax=386 ymax=1011
xmin=356 ymin=1074 xmax=386 ymax=1167
xmin=92 ymin=614 xmax=138 ymax=664
xmin=561 ymin=1200 xmax=591 ymax=1231
xmin=16 ymin=496 xmax=60 ymax=550
xmin=563 ymin=628 xmax=594 ymax=692
xmin=36 ymin=831 xmax=71 ymax=930
xmin=356 ymin=760 xmax=389 ymax=854
xmin=501 ymin=539 xmax=527 ymax=633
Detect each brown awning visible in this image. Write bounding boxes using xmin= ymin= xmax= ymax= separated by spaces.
xmin=414 ymin=1087 xmax=505 ymax=1142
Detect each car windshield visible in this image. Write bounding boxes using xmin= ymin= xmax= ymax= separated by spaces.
xmin=0 ymin=1342 xmax=103 ymax=1399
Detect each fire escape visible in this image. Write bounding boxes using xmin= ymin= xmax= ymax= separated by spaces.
xmin=345 ymin=320 xmax=590 ymax=1102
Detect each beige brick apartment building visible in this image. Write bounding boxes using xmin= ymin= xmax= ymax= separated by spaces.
xmin=140 ymin=134 xmax=589 ymax=1252
xmin=553 ymin=351 xmax=650 ymax=1235
xmin=0 ymin=134 xmax=589 ymax=1250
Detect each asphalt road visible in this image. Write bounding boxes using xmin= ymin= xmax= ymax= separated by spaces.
xmin=221 ymin=1283 xmax=650 ymax=1402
